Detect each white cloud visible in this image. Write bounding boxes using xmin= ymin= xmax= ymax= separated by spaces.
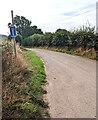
xmin=0 ymin=0 xmax=97 ymax=35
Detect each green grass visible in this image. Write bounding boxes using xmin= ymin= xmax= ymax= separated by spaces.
xmin=21 ymin=48 xmax=49 ymax=118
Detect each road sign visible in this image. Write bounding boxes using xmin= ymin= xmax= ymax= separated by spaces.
xmin=10 ymin=26 xmax=16 ymax=37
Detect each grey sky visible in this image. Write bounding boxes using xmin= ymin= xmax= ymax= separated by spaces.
xmin=0 ymin=0 xmax=97 ymax=35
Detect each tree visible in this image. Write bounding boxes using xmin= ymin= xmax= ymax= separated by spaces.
xmin=14 ymin=15 xmax=31 ymax=38
xmin=44 ymin=32 xmax=53 ymax=46
xmin=14 ymin=15 xmax=43 ymax=38
xmin=52 ymin=29 xmax=69 ymax=47
xmin=31 ymin=25 xmax=43 ymax=35
xmin=70 ymin=25 xmax=96 ymax=50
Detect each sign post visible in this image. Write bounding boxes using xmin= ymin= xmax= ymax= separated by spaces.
xmin=11 ymin=10 xmax=16 ymax=57
xmin=96 ymin=1 xmax=98 ymax=33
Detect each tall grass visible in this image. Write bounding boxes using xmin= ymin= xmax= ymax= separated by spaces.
xmin=2 ymin=43 xmax=49 ymax=119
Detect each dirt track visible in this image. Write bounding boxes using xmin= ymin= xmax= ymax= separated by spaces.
xmin=31 ymin=49 xmax=96 ymax=118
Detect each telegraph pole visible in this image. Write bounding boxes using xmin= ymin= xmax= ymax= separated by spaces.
xmin=96 ymin=1 xmax=98 ymax=33
xmin=11 ymin=10 xmax=14 ymax=25
xmin=11 ymin=10 xmax=16 ymax=57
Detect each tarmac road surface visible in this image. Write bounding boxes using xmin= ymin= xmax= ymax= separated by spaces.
xmin=30 ymin=49 xmax=96 ymax=118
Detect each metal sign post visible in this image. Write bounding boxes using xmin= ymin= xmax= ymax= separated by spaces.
xmin=96 ymin=1 xmax=98 ymax=33
xmin=11 ymin=10 xmax=16 ymax=57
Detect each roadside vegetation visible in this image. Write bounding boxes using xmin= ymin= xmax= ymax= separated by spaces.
xmin=3 ymin=14 xmax=97 ymax=119
xmin=2 ymin=42 xmax=49 ymax=119
xmin=12 ymin=15 xmax=97 ymax=60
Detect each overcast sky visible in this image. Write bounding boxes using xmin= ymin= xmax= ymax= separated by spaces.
xmin=0 ymin=0 xmax=97 ymax=35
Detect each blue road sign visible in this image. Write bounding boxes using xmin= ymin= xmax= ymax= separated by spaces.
xmin=10 ymin=26 xmax=16 ymax=37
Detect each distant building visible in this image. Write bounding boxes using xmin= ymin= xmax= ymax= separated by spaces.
xmin=96 ymin=1 xmax=98 ymax=33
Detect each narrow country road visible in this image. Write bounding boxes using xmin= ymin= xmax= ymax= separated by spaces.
xmin=30 ymin=49 xmax=96 ymax=118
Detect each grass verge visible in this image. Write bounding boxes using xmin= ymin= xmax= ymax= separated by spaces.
xmin=22 ymin=48 xmax=49 ymax=118
xmin=2 ymin=43 xmax=49 ymax=119
xmin=36 ymin=46 xmax=97 ymax=60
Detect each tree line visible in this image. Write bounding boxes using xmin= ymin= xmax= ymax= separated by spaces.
xmin=13 ymin=15 xmax=97 ymax=51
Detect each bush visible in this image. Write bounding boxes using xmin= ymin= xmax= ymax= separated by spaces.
xmin=16 ymin=34 xmax=23 ymax=45
xmin=22 ymin=34 xmax=45 ymax=47
xmin=21 ymin=24 xmax=96 ymax=52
